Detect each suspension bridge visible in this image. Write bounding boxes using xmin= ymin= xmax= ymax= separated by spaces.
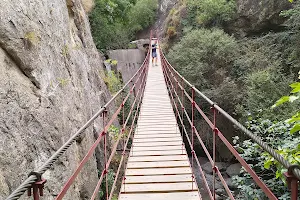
xmin=5 ymin=37 xmax=300 ymax=200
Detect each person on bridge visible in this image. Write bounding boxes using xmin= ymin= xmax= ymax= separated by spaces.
xmin=151 ymin=41 xmax=158 ymax=66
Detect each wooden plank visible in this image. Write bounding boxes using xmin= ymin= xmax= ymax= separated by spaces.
xmin=127 ymin=161 xmax=190 ymax=169
xmin=140 ymin=109 xmax=173 ymax=111
xmin=130 ymin=150 xmax=184 ymax=156
xmin=134 ymin=130 xmax=179 ymax=134
xmin=119 ymin=191 xmax=200 ymax=200
xmin=137 ymin=125 xmax=178 ymax=132
xmin=125 ymin=167 xmax=192 ymax=176
xmin=120 ymin=182 xmax=198 ymax=193
xmin=128 ymin=155 xmax=188 ymax=162
xmin=132 ymin=141 xmax=182 ymax=147
xmin=139 ymin=112 xmax=175 ymax=116
xmin=137 ymin=127 xmax=179 ymax=130
xmin=134 ymin=133 xmax=181 ymax=139
xmin=133 ymin=137 xmax=182 ymax=143
xmin=138 ymin=114 xmax=176 ymax=118
xmin=137 ymin=122 xmax=177 ymax=125
xmin=124 ymin=174 xmax=194 ymax=183
xmin=132 ymin=145 xmax=183 ymax=151
xmin=138 ymin=117 xmax=175 ymax=120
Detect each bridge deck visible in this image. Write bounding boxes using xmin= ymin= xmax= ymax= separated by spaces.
xmin=118 ymin=42 xmax=201 ymax=200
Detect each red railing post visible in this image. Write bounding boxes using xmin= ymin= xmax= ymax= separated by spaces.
xmin=211 ymin=106 xmax=217 ymax=200
xmin=191 ymin=87 xmax=195 ymax=189
xmin=181 ymin=80 xmax=185 ymax=154
xmin=122 ymin=92 xmax=126 ymax=193
xmin=102 ymin=109 xmax=108 ymax=200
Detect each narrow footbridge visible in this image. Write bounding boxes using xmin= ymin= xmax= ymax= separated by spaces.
xmin=119 ymin=49 xmax=199 ymax=200
xmin=5 ymin=37 xmax=300 ymax=200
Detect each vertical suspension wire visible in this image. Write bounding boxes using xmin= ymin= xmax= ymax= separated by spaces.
xmin=212 ymin=107 xmax=216 ymax=199
xmin=191 ymin=87 xmax=195 ymax=189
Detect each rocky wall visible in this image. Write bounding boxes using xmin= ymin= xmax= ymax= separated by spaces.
xmin=0 ymin=0 xmax=112 ymax=199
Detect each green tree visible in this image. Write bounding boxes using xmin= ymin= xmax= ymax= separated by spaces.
xmin=89 ymin=0 xmax=157 ymax=51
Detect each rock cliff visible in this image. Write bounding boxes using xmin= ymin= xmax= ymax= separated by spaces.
xmin=227 ymin=0 xmax=292 ymax=36
xmin=0 ymin=0 xmax=111 ymax=199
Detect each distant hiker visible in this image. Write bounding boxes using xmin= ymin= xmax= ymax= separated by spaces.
xmin=152 ymin=41 xmax=158 ymax=66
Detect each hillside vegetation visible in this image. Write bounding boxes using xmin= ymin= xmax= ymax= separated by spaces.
xmin=89 ymin=0 xmax=157 ymax=51
xmin=165 ymin=0 xmax=300 ymax=199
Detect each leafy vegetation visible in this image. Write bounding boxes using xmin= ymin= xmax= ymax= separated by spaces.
xmin=98 ymin=169 xmax=117 ymax=200
xmin=166 ymin=0 xmax=300 ymax=198
xmin=232 ymin=117 xmax=299 ymax=199
xmin=187 ymin=0 xmax=235 ymax=27
xmin=89 ymin=0 xmax=157 ymax=51
xmin=102 ymin=71 xmax=122 ymax=95
xmin=168 ymin=29 xmax=240 ymax=113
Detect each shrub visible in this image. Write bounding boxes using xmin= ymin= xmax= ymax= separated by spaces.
xmin=128 ymin=43 xmax=137 ymax=49
xmin=24 ymin=31 xmax=40 ymax=48
xmin=167 ymin=28 xmax=237 ymax=92
xmin=167 ymin=26 xmax=176 ymax=38
xmin=232 ymin=118 xmax=299 ymax=199
xmin=61 ymin=45 xmax=69 ymax=57
xmin=99 ymin=169 xmax=115 ymax=199
xmin=232 ymin=33 xmax=298 ymax=121
xmin=103 ymin=71 xmax=122 ymax=94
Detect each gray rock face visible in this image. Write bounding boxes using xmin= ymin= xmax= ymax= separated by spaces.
xmin=0 ymin=0 xmax=112 ymax=199
xmin=228 ymin=0 xmax=292 ymax=36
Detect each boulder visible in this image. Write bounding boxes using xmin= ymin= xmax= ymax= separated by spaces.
xmin=202 ymin=162 xmax=230 ymax=174
xmin=226 ymin=163 xmax=242 ymax=177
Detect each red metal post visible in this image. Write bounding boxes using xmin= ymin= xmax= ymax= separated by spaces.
xmin=122 ymin=93 xmax=126 ymax=193
xmin=211 ymin=106 xmax=216 ymax=200
xmin=102 ymin=110 xmax=108 ymax=200
xmin=191 ymin=87 xmax=195 ymax=189
xmin=130 ymin=80 xmax=136 ymax=97
xmin=181 ymin=80 xmax=185 ymax=154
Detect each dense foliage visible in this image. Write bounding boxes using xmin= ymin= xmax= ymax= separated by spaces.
xmin=187 ymin=0 xmax=235 ymax=27
xmin=233 ymin=118 xmax=299 ymax=199
xmin=166 ymin=0 xmax=300 ymax=199
xmin=89 ymin=0 xmax=157 ymax=51
xmin=168 ymin=29 xmax=240 ymax=113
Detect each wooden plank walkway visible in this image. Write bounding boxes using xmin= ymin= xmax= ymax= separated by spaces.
xmin=118 ymin=41 xmax=201 ymax=200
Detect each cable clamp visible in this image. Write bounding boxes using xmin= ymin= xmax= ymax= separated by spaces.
xmin=284 ymin=165 xmax=300 ymax=189
xmin=27 ymin=172 xmax=47 ymax=200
